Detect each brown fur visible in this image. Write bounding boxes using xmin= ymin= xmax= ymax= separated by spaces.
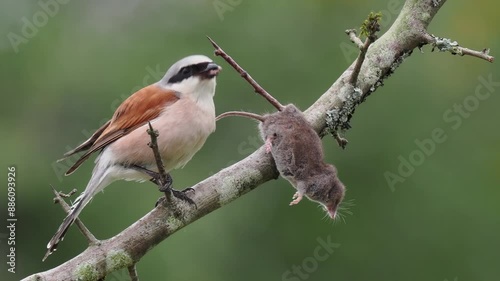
xmin=217 ymin=104 xmax=346 ymax=218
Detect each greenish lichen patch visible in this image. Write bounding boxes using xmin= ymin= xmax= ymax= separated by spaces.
xmin=325 ymin=85 xmax=362 ymax=140
xmin=431 ymin=36 xmax=461 ymax=55
xmin=217 ymin=168 xmax=261 ymax=205
xmin=420 ymin=12 xmax=431 ymax=22
xmin=218 ymin=175 xmax=240 ymax=205
xmin=166 ymin=215 xmax=184 ymax=229
xmin=106 ymin=249 xmax=133 ymax=272
xmin=74 ymin=263 xmax=99 ymax=281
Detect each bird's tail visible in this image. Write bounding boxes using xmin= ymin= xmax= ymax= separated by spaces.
xmin=43 ymin=162 xmax=111 ymax=261
xmin=43 ymin=197 xmax=85 ymax=261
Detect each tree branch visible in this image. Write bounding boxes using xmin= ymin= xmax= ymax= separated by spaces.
xmin=23 ymin=0 xmax=494 ymax=279
xmin=128 ymin=264 xmax=139 ymax=281
xmin=345 ymin=29 xmax=364 ymax=49
xmin=207 ymin=36 xmax=285 ymax=111
xmin=423 ymin=33 xmax=494 ymax=62
xmin=348 ymin=12 xmax=381 ymax=86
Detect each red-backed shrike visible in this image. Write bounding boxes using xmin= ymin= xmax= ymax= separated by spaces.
xmin=44 ymin=55 xmax=221 ymax=260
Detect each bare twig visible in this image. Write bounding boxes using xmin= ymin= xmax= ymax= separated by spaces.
xmin=345 ymin=29 xmax=364 ymax=49
xmin=207 ymin=36 xmax=285 ymax=111
xmin=146 ymin=123 xmax=168 ymax=184
xmin=128 ymin=264 xmax=139 ymax=281
xmin=55 ymin=188 xmax=77 ymax=198
xmin=349 ymin=39 xmax=372 ymax=85
xmin=146 ymin=122 xmax=173 ymax=201
xmin=49 ymin=185 xmax=99 ymax=245
xmin=349 ymin=12 xmax=381 ymax=85
xmin=424 ymin=33 xmax=494 ymax=62
xmin=332 ymin=131 xmax=349 ymax=149
xmin=460 ymin=48 xmax=494 ymax=62
xmin=327 ymin=12 xmax=381 ymax=148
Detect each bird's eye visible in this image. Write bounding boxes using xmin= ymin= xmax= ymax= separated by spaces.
xmin=181 ymin=67 xmax=192 ymax=76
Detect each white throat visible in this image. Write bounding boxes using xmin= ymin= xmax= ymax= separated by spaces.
xmin=159 ymin=77 xmax=216 ymax=113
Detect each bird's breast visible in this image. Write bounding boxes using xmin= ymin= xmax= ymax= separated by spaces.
xmin=109 ymin=97 xmax=215 ymax=172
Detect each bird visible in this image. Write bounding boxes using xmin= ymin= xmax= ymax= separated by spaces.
xmin=44 ymin=55 xmax=221 ymax=260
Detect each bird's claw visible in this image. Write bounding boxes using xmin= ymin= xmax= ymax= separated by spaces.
xmin=157 ymin=174 xmax=173 ymax=192
xmin=170 ymin=189 xmax=196 ymax=206
xmin=155 ymin=184 xmax=196 ymax=207
xmin=155 ymin=188 xmax=196 ymax=207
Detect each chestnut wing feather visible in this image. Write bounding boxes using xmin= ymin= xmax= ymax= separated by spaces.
xmin=59 ymin=120 xmax=111 ymax=160
xmin=64 ymin=85 xmax=180 ymax=175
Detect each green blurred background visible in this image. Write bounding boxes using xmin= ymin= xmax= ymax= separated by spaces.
xmin=1 ymin=0 xmax=499 ymax=280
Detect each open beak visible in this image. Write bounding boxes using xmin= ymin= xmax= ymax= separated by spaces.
xmin=200 ymin=62 xmax=221 ymax=79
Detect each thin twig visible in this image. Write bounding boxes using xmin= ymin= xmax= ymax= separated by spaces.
xmin=207 ymin=36 xmax=285 ymax=111
xmin=49 ymin=185 xmax=99 ymax=245
xmin=424 ymin=33 xmax=494 ymax=62
xmin=332 ymin=131 xmax=349 ymax=149
xmin=56 ymin=188 xmax=77 ymax=198
xmin=345 ymin=29 xmax=364 ymax=49
xmin=146 ymin=122 xmax=172 ymax=201
xmin=128 ymin=264 xmax=139 ymax=281
xmin=348 ymin=13 xmax=381 ymax=85
xmin=349 ymin=38 xmax=373 ymax=85
xmin=460 ymin=47 xmax=494 ymax=62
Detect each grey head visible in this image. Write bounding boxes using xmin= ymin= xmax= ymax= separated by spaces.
xmin=159 ymin=55 xmax=221 ymax=86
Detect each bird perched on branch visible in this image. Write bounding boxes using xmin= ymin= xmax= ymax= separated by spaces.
xmin=44 ymin=55 xmax=221 ymax=260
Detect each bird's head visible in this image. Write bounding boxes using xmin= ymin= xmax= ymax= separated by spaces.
xmin=160 ymin=55 xmax=221 ymax=100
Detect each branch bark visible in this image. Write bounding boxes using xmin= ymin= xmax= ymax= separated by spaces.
xmin=23 ymin=0 xmax=493 ymax=280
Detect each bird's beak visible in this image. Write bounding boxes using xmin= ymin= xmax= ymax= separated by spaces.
xmin=200 ymin=62 xmax=222 ymax=78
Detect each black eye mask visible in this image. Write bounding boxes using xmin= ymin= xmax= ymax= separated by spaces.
xmin=167 ymin=62 xmax=210 ymax=84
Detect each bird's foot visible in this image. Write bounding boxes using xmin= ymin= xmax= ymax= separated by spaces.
xmin=129 ymin=164 xmax=195 ymax=206
xmin=130 ymin=164 xmax=173 ymax=188
xmin=155 ymin=196 xmax=165 ymax=207
xmin=181 ymin=187 xmax=195 ymax=193
xmin=131 ymin=164 xmax=161 ymax=179
xmin=155 ymin=188 xmax=196 ymax=207
xmin=155 ymin=182 xmax=196 ymax=207
xmin=170 ymin=188 xmax=196 ymax=205
xmin=157 ymin=173 xmax=173 ymax=192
